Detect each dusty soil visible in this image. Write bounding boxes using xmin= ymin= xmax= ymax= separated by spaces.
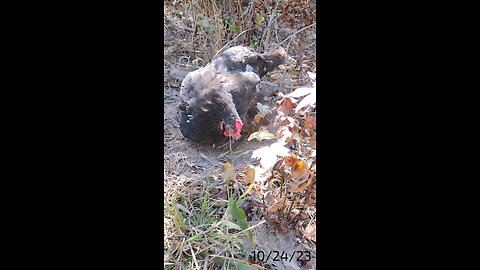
xmin=164 ymin=72 xmax=316 ymax=270
xmin=163 ymin=2 xmax=316 ymax=269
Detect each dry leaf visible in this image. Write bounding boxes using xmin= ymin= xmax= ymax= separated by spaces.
xmin=253 ymin=166 xmax=268 ymax=185
xmin=244 ymin=165 xmax=255 ymax=184
xmin=277 ymin=94 xmax=297 ymax=116
xmin=221 ymin=162 xmax=235 ymax=181
xmin=291 ymin=159 xmax=308 ymax=179
xmin=290 ymin=172 xmax=313 ymax=193
xmin=304 ymin=148 xmax=316 ymax=158
xmin=247 ymin=130 xmax=276 ymax=142
xmin=287 ymin=121 xmax=301 ymax=135
xmin=266 ymin=199 xmax=283 ymax=213
xmin=287 ymin=87 xmax=313 ymax=98
xmin=240 ymin=182 xmax=255 ymax=199
xmin=256 ymin=102 xmax=271 ymax=117
xmin=308 ymin=134 xmax=316 ymax=148
xmin=295 ymin=89 xmax=316 ymax=113
xmin=306 ymin=180 xmax=316 ymax=205
xmin=265 ymin=214 xmax=287 ymax=234
xmin=253 ymin=114 xmax=263 ymax=124
xmin=304 ymin=222 xmax=316 ymax=242
xmin=292 ymin=40 xmax=300 ymax=52
xmin=283 ymin=155 xmax=299 ymax=166
xmin=277 ymin=126 xmax=295 ymax=144
xmin=298 ymin=213 xmax=308 ymax=221
xmin=251 ymin=142 xmax=290 ymax=170
xmin=253 ymin=103 xmax=271 ymax=124
xmin=304 ymin=114 xmax=316 ymax=129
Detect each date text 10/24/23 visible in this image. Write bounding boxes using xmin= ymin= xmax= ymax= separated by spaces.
xmin=249 ymin=250 xmax=312 ymax=263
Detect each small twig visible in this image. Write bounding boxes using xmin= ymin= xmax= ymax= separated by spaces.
xmin=285 ymin=192 xmax=298 ymax=223
xmin=280 ymin=185 xmax=288 ymax=220
xmin=230 ymin=219 xmax=266 ymax=238
xmin=274 ymin=23 xmax=316 ymax=50
xmin=199 ymin=153 xmax=215 ymax=166
xmin=285 ymin=34 xmax=294 ymax=60
xmin=286 ymin=207 xmax=304 ymax=228
xmin=175 ymin=238 xmax=187 ymax=266
xmin=212 ymin=28 xmax=255 ymax=60
xmin=262 ymin=194 xmax=266 ymax=213
xmin=164 ymin=59 xmax=174 ymax=67
xmin=203 ymin=254 xmax=209 ymax=270
xmin=262 ymin=2 xmax=278 ymax=51
xmin=305 ymin=41 xmax=316 ymax=50
xmin=190 ymin=244 xmax=200 ymax=270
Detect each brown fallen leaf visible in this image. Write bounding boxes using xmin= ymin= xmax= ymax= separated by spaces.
xmin=243 ymin=165 xmax=256 ymax=184
xmin=265 ymin=214 xmax=287 ymax=234
xmin=291 ymin=159 xmax=308 ymax=179
xmin=287 ymin=121 xmax=302 ymax=135
xmin=253 ymin=114 xmax=263 ymax=125
xmin=221 ymin=162 xmax=235 ymax=182
xmin=283 ymin=155 xmax=299 ymax=167
xmin=256 ymin=102 xmax=271 ymax=117
xmin=287 ymin=86 xmax=313 ymax=98
xmin=295 ymin=89 xmax=316 ymax=114
xmin=277 ymin=126 xmax=295 ymax=144
xmin=266 ymin=199 xmax=283 ymax=213
xmin=304 ymin=114 xmax=316 ymax=129
xmin=277 ymin=94 xmax=297 ymax=116
xmin=253 ymin=103 xmax=271 ymax=125
xmin=304 ymin=222 xmax=316 ymax=242
xmin=305 ymin=180 xmax=316 ymax=205
xmin=290 ymin=172 xmax=313 ymax=193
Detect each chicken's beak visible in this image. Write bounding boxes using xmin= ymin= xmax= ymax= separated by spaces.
xmin=224 ymin=122 xmax=234 ymax=131
xmin=219 ymin=121 xmax=232 ymax=130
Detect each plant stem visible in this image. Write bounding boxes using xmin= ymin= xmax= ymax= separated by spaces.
xmin=285 ymin=192 xmax=298 ymax=221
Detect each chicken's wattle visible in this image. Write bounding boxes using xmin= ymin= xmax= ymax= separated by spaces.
xmin=222 ymin=119 xmax=243 ymax=139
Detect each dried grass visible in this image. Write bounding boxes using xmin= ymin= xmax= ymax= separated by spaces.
xmin=164 ymin=1 xmax=316 ymax=268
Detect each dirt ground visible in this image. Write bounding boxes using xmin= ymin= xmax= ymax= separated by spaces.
xmin=164 ymin=78 xmax=316 ymax=270
xmin=163 ymin=2 xmax=316 ymax=269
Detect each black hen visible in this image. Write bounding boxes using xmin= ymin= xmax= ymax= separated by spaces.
xmin=178 ymin=46 xmax=286 ymax=146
